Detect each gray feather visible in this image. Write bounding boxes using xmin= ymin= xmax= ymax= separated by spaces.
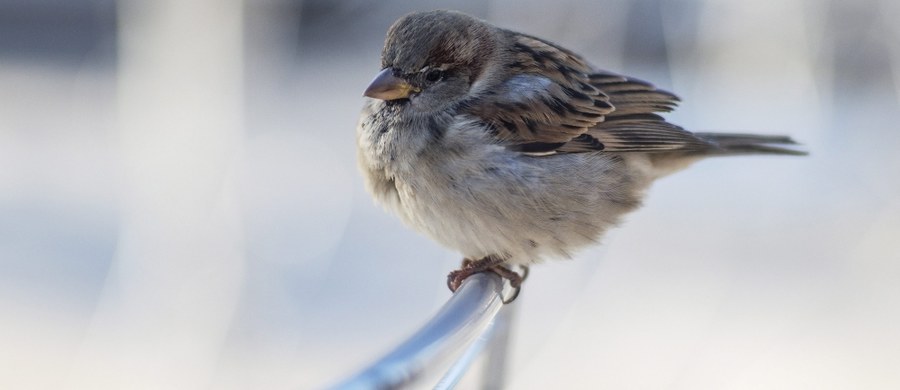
xmin=696 ymin=133 xmax=809 ymax=156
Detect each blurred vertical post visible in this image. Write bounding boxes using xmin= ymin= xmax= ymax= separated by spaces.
xmin=69 ymin=0 xmax=245 ymax=388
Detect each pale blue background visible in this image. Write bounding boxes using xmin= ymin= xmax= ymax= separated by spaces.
xmin=2 ymin=0 xmax=898 ymax=388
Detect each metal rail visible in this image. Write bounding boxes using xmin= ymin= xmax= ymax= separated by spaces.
xmin=328 ymin=273 xmax=513 ymax=389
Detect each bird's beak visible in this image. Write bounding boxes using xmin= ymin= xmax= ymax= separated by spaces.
xmin=363 ymin=68 xmax=419 ymax=100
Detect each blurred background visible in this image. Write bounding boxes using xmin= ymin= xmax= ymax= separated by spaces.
xmin=2 ymin=0 xmax=899 ymax=388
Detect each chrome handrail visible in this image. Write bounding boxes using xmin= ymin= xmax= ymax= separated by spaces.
xmin=328 ymin=273 xmax=512 ymax=389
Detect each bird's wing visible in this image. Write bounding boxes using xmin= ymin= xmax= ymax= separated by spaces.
xmin=461 ymin=34 xmax=614 ymax=154
xmin=571 ymin=71 xmax=713 ymax=153
xmin=462 ymin=34 xmax=714 ymax=155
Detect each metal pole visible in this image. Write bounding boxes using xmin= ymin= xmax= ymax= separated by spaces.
xmin=329 ymin=273 xmax=506 ymax=389
xmin=480 ymin=300 xmax=516 ymax=389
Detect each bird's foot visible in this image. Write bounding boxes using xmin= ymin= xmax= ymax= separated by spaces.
xmin=447 ymin=256 xmax=529 ymax=304
xmin=487 ymin=264 xmax=529 ymax=303
xmin=447 ymin=256 xmax=504 ymax=292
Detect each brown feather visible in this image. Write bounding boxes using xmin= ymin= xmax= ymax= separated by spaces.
xmin=463 ymin=35 xmax=717 ymax=155
xmin=463 ymin=33 xmax=612 ymax=145
xmin=586 ymin=71 xmax=714 ymax=153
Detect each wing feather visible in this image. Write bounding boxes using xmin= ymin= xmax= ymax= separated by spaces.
xmin=462 ymin=35 xmax=716 ymax=155
xmin=581 ymin=71 xmax=715 ymax=152
xmin=462 ymin=34 xmax=613 ymax=146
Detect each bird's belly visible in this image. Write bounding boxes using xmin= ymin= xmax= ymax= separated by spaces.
xmin=395 ymin=178 xmax=545 ymax=264
xmin=390 ymin=152 xmax=642 ymax=264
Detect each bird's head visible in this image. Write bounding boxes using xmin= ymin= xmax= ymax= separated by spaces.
xmin=364 ymin=10 xmax=497 ymax=113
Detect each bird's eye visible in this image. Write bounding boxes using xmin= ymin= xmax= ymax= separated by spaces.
xmin=424 ymin=68 xmax=444 ymax=82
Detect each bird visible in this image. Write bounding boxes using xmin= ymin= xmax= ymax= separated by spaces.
xmin=356 ymin=10 xmax=805 ymax=302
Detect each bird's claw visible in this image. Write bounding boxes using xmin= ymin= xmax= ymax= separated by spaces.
xmin=446 ymin=256 xmax=529 ymax=304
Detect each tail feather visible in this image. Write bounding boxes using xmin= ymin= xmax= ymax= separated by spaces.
xmin=695 ymin=132 xmax=808 ymax=156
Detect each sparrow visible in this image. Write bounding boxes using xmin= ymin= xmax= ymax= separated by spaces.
xmin=356 ymin=10 xmax=804 ymax=302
